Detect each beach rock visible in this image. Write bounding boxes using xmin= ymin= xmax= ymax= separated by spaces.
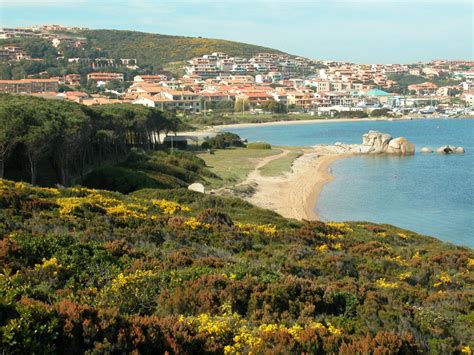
xmin=362 ymin=130 xmax=392 ymax=153
xmin=360 ymin=131 xmax=414 ymax=155
xmin=436 ymin=145 xmax=465 ymax=154
xmin=318 ymin=131 xmax=415 ymax=156
xmin=420 ymin=147 xmax=433 ymax=153
xmin=188 ymin=183 xmax=205 ymax=193
xmin=437 ymin=145 xmax=450 ymax=154
xmin=401 ymin=140 xmax=415 ymax=155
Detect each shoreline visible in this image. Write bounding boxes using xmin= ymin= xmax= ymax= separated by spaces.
xmin=180 ymin=116 xmax=473 ymax=137
xmin=244 ymin=147 xmax=350 ymax=221
xmin=178 ymin=117 xmax=393 ymax=139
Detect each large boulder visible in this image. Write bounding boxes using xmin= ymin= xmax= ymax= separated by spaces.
xmin=360 ymin=131 xmax=414 ymax=155
xmin=188 ymin=183 xmax=205 ymax=193
xmin=420 ymin=147 xmax=433 ymax=153
xmin=436 ymin=145 xmax=465 ymax=154
xmin=318 ymin=131 xmax=416 ymax=156
xmin=362 ymin=130 xmax=392 ymax=153
xmin=400 ymin=140 xmax=415 ymax=155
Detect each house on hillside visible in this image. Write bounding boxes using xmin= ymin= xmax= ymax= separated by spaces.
xmin=408 ymin=82 xmax=438 ymax=95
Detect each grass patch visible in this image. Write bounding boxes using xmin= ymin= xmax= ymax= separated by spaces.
xmin=247 ymin=142 xmax=272 ymax=149
xmin=259 ymin=149 xmax=303 ymax=177
xmin=198 ymin=147 xmax=281 ymax=188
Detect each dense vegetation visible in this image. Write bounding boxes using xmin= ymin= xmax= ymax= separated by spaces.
xmin=386 ymin=73 xmax=462 ymax=94
xmin=202 ymin=132 xmax=246 ymax=149
xmin=77 ymin=30 xmax=286 ymax=70
xmin=0 ymin=30 xmax=286 ymax=80
xmin=1 ymin=179 xmax=473 ymax=353
xmin=0 ymin=95 xmax=181 ymax=186
xmin=82 ymin=150 xmax=218 ymax=194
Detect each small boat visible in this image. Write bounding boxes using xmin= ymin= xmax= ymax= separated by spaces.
xmin=420 ymin=106 xmax=436 ymax=114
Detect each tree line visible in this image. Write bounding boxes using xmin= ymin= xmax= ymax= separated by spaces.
xmin=0 ymin=94 xmax=180 ymax=186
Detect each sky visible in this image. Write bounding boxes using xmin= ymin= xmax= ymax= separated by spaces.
xmin=1 ymin=0 xmax=473 ymax=63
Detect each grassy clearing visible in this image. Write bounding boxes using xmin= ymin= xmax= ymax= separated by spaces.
xmin=259 ymin=149 xmax=303 ymax=177
xmin=198 ymin=147 xmax=281 ymax=188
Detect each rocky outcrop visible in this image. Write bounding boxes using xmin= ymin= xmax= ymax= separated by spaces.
xmin=188 ymin=183 xmax=205 ymax=193
xmin=436 ymin=145 xmax=465 ymax=154
xmin=322 ymin=131 xmax=415 ymax=156
xmin=420 ymin=147 xmax=434 ymax=153
xmin=386 ymin=137 xmax=415 ymax=155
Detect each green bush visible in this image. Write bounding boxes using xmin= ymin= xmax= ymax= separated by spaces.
xmin=370 ymin=108 xmax=391 ymax=117
xmin=203 ymin=132 xmax=246 ymax=149
xmin=82 ymin=166 xmax=183 ymax=193
xmin=247 ymin=142 xmax=271 ymax=150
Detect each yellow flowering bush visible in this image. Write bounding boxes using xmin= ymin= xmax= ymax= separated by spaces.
xmin=110 ymin=269 xmax=157 ymax=293
xmin=30 ymin=257 xmax=63 ymax=280
xmin=184 ymin=217 xmax=211 ymax=230
xmin=327 ymin=233 xmax=344 ymax=240
xmin=461 ymin=345 xmax=472 ymax=354
xmin=152 ymin=199 xmax=190 ymax=214
xmin=35 ymin=257 xmax=62 ymax=271
xmin=385 ymin=255 xmax=409 ymax=266
xmin=332 ymin=242 xmax=343 ymax=250
xmin=433 ymin=272 xmax=452 ymax=287
xmin=327 ymin=222 xmax=353 ymax=233
xmin=56 ymin=193 xmax=121 ymax=217
xmin=102 ymin=269 xmax=161 ymax=313
xmin=0 ymin=179 xmax=60 ymax=196
xmin=181 ymin=304 xmax=343 ymax=354
xmin=399 ymin=271 xmax=412 ymax=280
xmin=180 ymin=303 xmax=245 ymax=340
xmin=236 ymin=223 xmax=278 ymax=236
xmin=376 ymin=278 xmax=398 ymax=289
xmin=105 ymin=204 xmax=147 ymax=220
xmin=317 ymin=244 xmax=329 ymax=252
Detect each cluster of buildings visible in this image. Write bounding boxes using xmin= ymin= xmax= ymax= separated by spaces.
xmin=0 ymin=24 xmax=86 ymax=39
xmin=1 ymin=25 xmax=87 ymax=52
xmin=0 ymin=45 xmax=30 ymax=61
xmin=123 ymin=55 xmax=474 ymax=114
xmin=186 ymin=52 xmax=313 ymax=79
xmin=0 ymin=25 xmax=473 ymax=115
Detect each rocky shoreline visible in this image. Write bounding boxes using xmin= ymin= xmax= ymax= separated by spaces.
xmin=313 ymin=130 xmax=416 ymax=156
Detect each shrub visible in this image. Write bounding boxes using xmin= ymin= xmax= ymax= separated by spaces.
xmin=82 ymin=166 xmax=184 ymax=193
xmin=247 ymin=142 xmax=272 ymax=150
xmin=203 ymin=132 xmax=246 ymax=149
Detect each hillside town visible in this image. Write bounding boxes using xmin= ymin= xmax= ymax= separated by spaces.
xmin=1 ymin=25 xmax=473 ymax=117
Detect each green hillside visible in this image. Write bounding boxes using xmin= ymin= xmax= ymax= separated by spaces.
xmin=76 ymin=29 xmax=287 ymax=67
xmin=1 ymin=179 xmax=473 ymax=353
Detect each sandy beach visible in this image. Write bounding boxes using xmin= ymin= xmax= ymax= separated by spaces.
xmin=215 ymin=117 xmax=391 ymax=130
xmin=238 ymin=147 xmax=350 ymax=221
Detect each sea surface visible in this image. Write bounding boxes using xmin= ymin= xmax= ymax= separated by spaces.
xmin=227 ymin=118 xmax=474 ymax=247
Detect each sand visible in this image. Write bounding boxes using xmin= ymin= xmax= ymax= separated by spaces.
xmin=239 ymin=147 xmax=350 ymax=221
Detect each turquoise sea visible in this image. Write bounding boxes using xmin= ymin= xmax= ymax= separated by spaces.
xmin=227 ymin=119 xmax=474 ymax=247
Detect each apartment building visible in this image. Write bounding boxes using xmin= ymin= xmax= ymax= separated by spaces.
xmin=64 ymin=74 xmax=81 ymax=86
xmin=0 ymin=78 xmax=59 ymax=93
xmin=87 ymin=72 xmax=124 ymax=83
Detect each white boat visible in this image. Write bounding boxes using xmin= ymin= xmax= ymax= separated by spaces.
xmin=420 ymin=106 xmax=437 ymax=114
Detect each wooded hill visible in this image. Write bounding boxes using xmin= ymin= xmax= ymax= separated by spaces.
xmin=67 ymin=29 xmax=287 ymax=68
xmin=0 ymin=94 xmax=182 ymax=186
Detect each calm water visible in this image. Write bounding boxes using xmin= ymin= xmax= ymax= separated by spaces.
xmin=227 ymin=119 xmax=474 ymax=247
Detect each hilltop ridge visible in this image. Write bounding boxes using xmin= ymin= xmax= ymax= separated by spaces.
xmin=64 ymin=28 xmax=289 ymax=68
